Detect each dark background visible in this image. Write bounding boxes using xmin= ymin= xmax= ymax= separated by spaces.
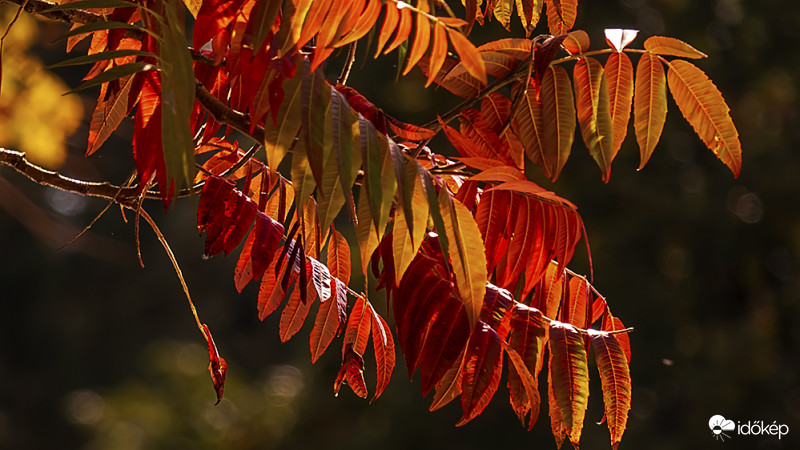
xmin=1 ymin=0 xmax=798 ymax=449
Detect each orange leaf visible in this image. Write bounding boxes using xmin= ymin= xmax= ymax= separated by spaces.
xmin=459 ymin=108 xmax=516 ymax=166
xmin=544 ymin=0 xmax=577 ymax=36
xmin=87 ymin=74 xmax=136 ymax=156
xmin=532 ymin=260 xmax=565 ymax=319
xmin=540 ymin=65 xmax=575 ymax=181
xmin=343 ymin=296 xmax=371 ymax=356
xmin=477 ymin=38 xmax=532 ymax=60
xmin=605 ymin=52 xmax=634 ymax=158
xmin=482 ymin=92 xmax=525 ymax=168
xmin=310 ymin=278 xmax=348 ymax=363
xmin=418 ymin=56 xmax=482 ymax=98
xmin=335 ymin=0 xmax=381 ymax=47
xmin=403 ymin=0 xmax=431 ymax=75
xmin=370 ymin=303 xmax=396 ymax=403
xmin=563 ymin=274 xmax=590 ymax=329
xmin=574 ymin=56 xmax=615 ymax=182
xmin=297 ymin=0 xmax=332 ymax=49
xmin=589 ymin=330 xmax=632 ymax=449
xmin=425 ymin=22 xmax=448 ymax=87
xmin=563 ymin=29 xmax=590 ymax=54
xmin=548 ymin=321 xmax=590 ymax=447
xmin=447 ymin=28 xmax=487 ymax=85
xmin=201 ymin=324 xmax=228 ymax=405
xmin=279 ymin=278 xmax=315 ymax=342
xmin=375 ymin=1 xmax=400 ymax=57
xmin=456 ymin=322 xmax=504 ymax=426
xmin=666 ymin=59 xmax=742 ymax=177
xmin=327 ymin=227 xmax=351 ymax=284
xmin=384 ymin=4 xmax=412 ymax=54
xmin=512 ymin=79 xmax=549 ymax=176
xmin=603 ymin=315 xmax=631 ymax=363
xmin=644 ymin=35 xmax=707 ymax=59
xmin=633 ymin=53 xmax=667 ymax=170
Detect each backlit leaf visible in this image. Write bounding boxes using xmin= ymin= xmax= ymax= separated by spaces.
xmin=540 ymin=65 xmax=576 ymax=181
xmin=666 ymin=59 xmax=742 ymax=177
xmin=334 ymin=345 xmax=368 ymax=398
xmin=403 ymin=0 xmax=431 ymax=75
xmin=87 ymin=74 xmax=135 ymax=156
xmin=506 ymin=304 xmax=548 ymax=429
xmin=644 ymin=36 xmax=707 ymax=59
xmin=392 ymin=164 xmax=429 ymax=281
xmin=201 ymin=324 xmax=228 ymax=405
xmin=457 ymin=322 xmax=504 ymax=426
xmin=264 ymin=61 xmax=304 ymax=171
xmin=447 ymin=28 xmax=487 ymax=85
xmin=370 ymin=303 xmax=396 ymax=403
xmin=327 ymin=228 xmax=351 ymax=285
xmin=344 ymin=296 xmax=372 ymax=356
xmin=279 ymin=276 xmax=315 ymax=342
xmin=605 ymin=52 xmax=634 ymax=158
xmin=301 ymin=67 xmax=333 ymax=191
xmin=589 ymin=330 xmax=632 ymax=450
xmin=549 ymin=321 xmax=590 ymax=447
xmin=310 ymin=278 xmax=348 ymax=363
xmin=439 ymin=189 xmax=488 ymax=330
xmin=426 ymin=22 xmax=448 ymax=87
xmin=544 ymin=0 xmax=577 ymax=36
xmin=633 ymin=53 xmax=667 ymax=170
xmin=574 ymin=56 xmax=615 ymax=182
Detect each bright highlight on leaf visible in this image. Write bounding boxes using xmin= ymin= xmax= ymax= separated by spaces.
xmin=604 ymin=28 xmax=639 ymax=52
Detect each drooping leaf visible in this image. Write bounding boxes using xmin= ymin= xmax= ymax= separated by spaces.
xmin=589 ymin=330 xmax=632 ymax=450
xmin=605 ymin=52 xmax=634 ymax=158
xmin=392 ymin=163 xmax=429 ymax=281
xmin=457 ymin=322 xmax=504 ymax=426
xmin=201 ymin=324 xmax=228 ymax=405
xmin=482 ymin=92 xmax=525 ymax=168
xmin=334 ymin=345 xmax=368 ymax=398
xmin=574 ymin=56 xmax=615 ymax=182
xmin=370 ymin=302 xmax=396 ymax=403
xmin=549 ymin=321 xmax=590 ymax=447
xmin=356 ymin=186 xmax=380 ymax=275
xmin=506 ymin=304 xmax=548 ymax=429
xmin=540 ymin=65 xmax=575 ymax=181
xmin=512 ymin=79 xmax=549 ymax=176
xmin=264 ymin=60 xmax=304 ymax=170
xmin=644 ymin=35 xmax=707 ymax=59
xmin=310 ymin=278 xmax=348 ymax=363
xmin=403 ymin=0 xmax=431 ymax=75
xmin=343 ymin=296 xmax=371 ymax=356
xmin=301 ymin=67 xmax=333 ymax=191
xmin=633 ymin=53 xmax=667 ymax=170
xmin=279 ymin=275 xmax=315 ymax=342
xmin=426 ymin=22 xmax=448 ymax=87
xmin=327 ymin=89 xmax=361 ymax=228
xmin=439 ymin=189 xmax=488 ymax=330
xmin=666 ymin=59 xmax=742 ymax=177
xmin=384 ymin=4 xmax=413 ymax=54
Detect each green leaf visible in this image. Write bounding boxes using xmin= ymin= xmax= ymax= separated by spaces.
xmin=389 ymin=141 xmax=414 ymax=240
xmin=392 ymin=162 xmax=428 ymax=282
xmin=421 ymin=168 xmax=448 ymax=263
xmin=264 ymin=61 xmax=304 ymax=170
xmin=301 ymin=67 xmax=332 ymax=193
xmin=251 ymin=0 xmax=283 ymax=51
xmin=359 ymin=116 xmax=395 ymax=236
xmin=68 ymin=62 xmax=157 ymax=93
xmin=47 ymin=50 xmax=155 ymax=69
xmin=329 ymin=89 xmax=361 ymax=228
xmin=55 ymin=21 xmax=159 ymax=42
xmin=356 ymin=186 xmax=380 ymax=276
xmin=291 ymin=138 xmax=317 ymax=219
xmin=438 ymin=189 xmax=487 ymax=330
xmin=159 ymin=0 xmax=197 ymax=197
xmin=41 ymin=0 xmax=141 ymax=12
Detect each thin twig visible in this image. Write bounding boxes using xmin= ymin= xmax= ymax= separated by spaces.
xmin=337 ymin=42 xmax=357 ymax=85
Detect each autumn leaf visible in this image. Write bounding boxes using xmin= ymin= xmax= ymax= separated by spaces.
xmin=201 ymin=324 xmax=228 ymax=405
xmin=549 ymin=321 xmax=590 ymax=447
xmin=589 ymin=330 xmax=632 ymax=449
xmin=666 ymin=59 xmax=742 ymax=177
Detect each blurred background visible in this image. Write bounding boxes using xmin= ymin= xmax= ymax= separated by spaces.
xmin=1 ymin=0 xmax=798 ymax=449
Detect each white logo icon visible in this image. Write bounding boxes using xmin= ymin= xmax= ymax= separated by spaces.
xmin=709 ymin=415 xmax=736 ymax=441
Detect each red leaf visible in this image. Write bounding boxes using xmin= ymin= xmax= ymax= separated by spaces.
xmin=370 ymin=303 xmax=396 ymax=403
xmin=327 ymin=228 xmax=351 ymax=284
xmin=193 ymin=0 xmax=247 ymax=49
xmin=201 ymin=324 xmax=228 ymax=405
xmin=506 ymin=304 xmax=548 ymax=429
xmin=279 ymin=275 xmax=315 ymax=342
xmin=386 ymin=115 xmax=436 ymax=140
xmin=133 ymin=72 xmax=170 ymax=207
xmin=563 ymin=274 xmax=590 ymax=329
xmin=334 ymin=345 xmax=368 ymax=398
xmin=310 ymin=278 xmax=348 ymax=362
xmin=197 ymin=175 xmax=235 ymax=234
xmin=456 ymin=321 xmax=503 ymax=426
xmin=459 ymin=109 xmax=516 ymax=166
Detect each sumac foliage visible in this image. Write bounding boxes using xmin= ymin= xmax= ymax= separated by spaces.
xmin=3 ymin=0 xmax=745 ymax=447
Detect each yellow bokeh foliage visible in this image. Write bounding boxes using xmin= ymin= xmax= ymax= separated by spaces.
xmin=1 ymin=5 xmax=83 ymax=169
